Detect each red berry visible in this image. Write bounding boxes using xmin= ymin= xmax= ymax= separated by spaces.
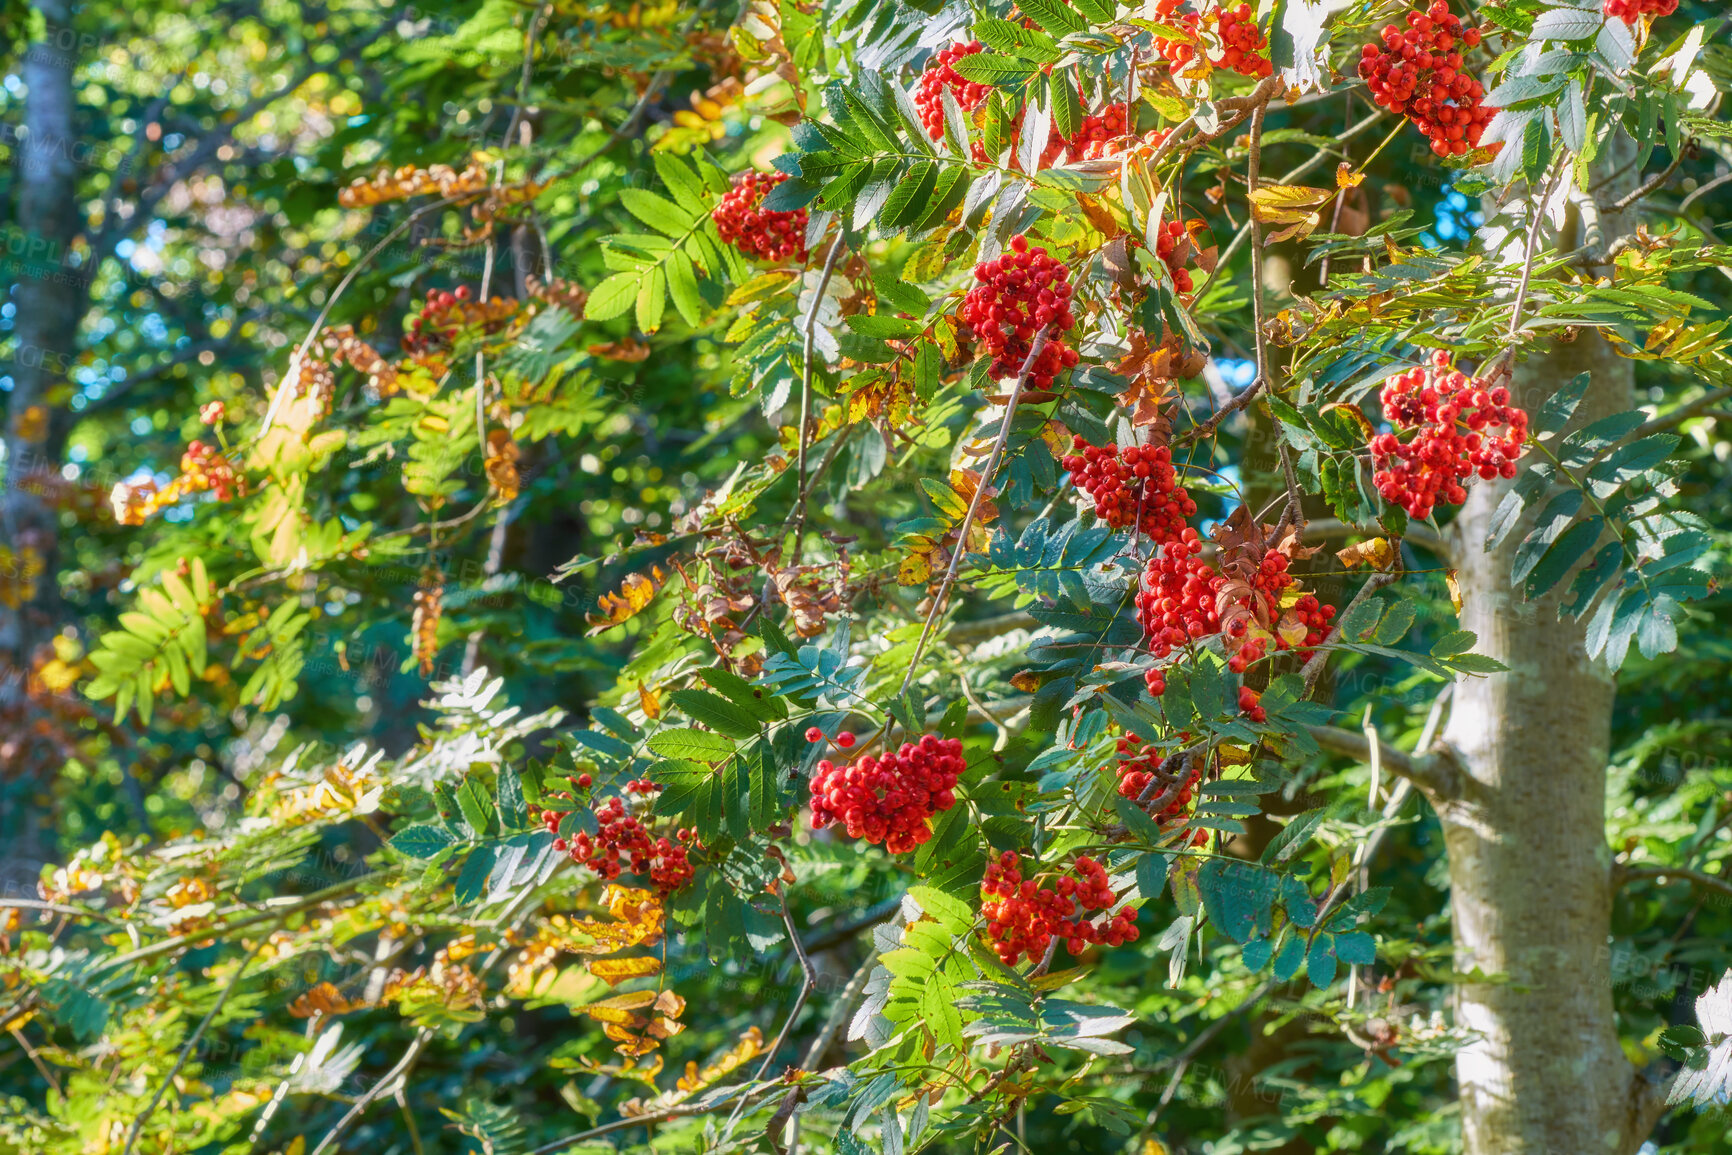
xmin=541 ymin=791 xmax=695 ymax=894
xmin=981 ymin=852 xmax=1137 ymax=966
xmin=1063 ymin=436 xmax=1196 ymax=545
xmin=808 ymin=735 xmax=963 ymax=854
xmin=1369 ymin=354 xmax=1529 ymax=521
xmin=1358 ymin=7 xmax=1496 ymax=157
xmin=1603 ymin=0 xmax=1676 ymax=23
xmin=805 ymin=726 xmax=823 ymax=743
xmin=712 ymin=171 xmax=809 ymax=264
xmin=1149 ymin=1 xmax=1273 ymax=78
xmin=1113 ymin=733 xmax=1201 ymax=822
xmin=577 ymin=772 xmax=593 ymax=788
xmin=958 ymin=235 xmax=1078 ymax=389
xmin=835 ymin=731 xmax=856 ymax=749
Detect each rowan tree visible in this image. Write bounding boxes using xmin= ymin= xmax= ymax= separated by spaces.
xmin=3 ymin=1 xmax=1732 ymax=1153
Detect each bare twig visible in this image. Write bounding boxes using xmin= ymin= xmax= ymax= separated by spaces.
xmin=766 ymin=950 xmax=882 ymax=1153
xmin=1616 ymin=863 xmax=1732 ymax=902
xmin=307 ymin=1029 xmax=434 ymax=1155
xmin=1152 ymin=979 xmax=1276 ymax=1119
xmin=792 ymin=234 xmax=847 ymax=562
xmin=1300 ymin=570 xmax=1400 ymax=698
xmin=899 ymin=326 xmax=1050 ymax=693
xmin=1612 ymin=148 xmax=1688 ymax=212
xmin=753 ymin=893 xmax=820 ymax=1086
xmin=1499 ymin=160 xmax=1568 ymax=365
xmin=8 ymin=1027 xmax=61 ymax=1096
xmin=1306 ymin=723 xmax=1462 ymax=800
xmin=502 ymin=3 xmax=551 ymax=150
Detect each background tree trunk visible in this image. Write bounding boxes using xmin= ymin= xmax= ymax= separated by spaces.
xmin=2 ymin=0 xmax=85 ymax=881
xmin=1437 ymin=143 xmax=1664 ymax=1155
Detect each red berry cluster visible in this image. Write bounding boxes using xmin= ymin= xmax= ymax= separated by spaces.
xmin=402 ymin=285 xmax=516 ymax=354
xmin=1153 ymin=218 xmax=1204 ymax=294
xmin=712 ymin=171 xmax=809 ymax=264
xmin=1357 ymin=3 xmax=1493 ymax=158
xmin=1238 ymin=685 xmax=1266 ymax=723
xmin=980 ymin=852 xmax=1139 ymax=965
xmin=1151 ymin=0 xmax=1203 ymax=69
xmin=1604 ymin=0 xmax=1676 ymax=23
xmin=199 ymin=401 xmax=225 ymax=425
xmin=1221 ymin=551 xmax=1334 ymax=673
xmin=1371 ymin=351 xmax=1529 ymax=520
xmin=404 ymin=285 xmax=469 ymax=353
xmin=915 ymin=40 xmax=995 ymax=149
xmin=544 ymin=779 xmax=695 ymax=895
xmin=1213 ymin=3 xmax=1274 ymax=78
xmin=1045 ymin=103 xmax=1131 ymax=166
xmin=1135 ymin=528 xmax=1221 ymax=697
xmin=959 ymin=234 xmax=1078 ymax=389
xmin=1151 ymin=2 xmax=1272 ymax=77
xmin=1062 ymin=435 xmax=1197 ymax=544
xmin=808 ymin=734 xmax=963 ymax=854
xmin=1136 ymin=531 xmax=1335 ymax=696
xmin=180 ymin=440 xmax=241 ymax=501
xmin=1113 ymin=734 xmax=1200 ymax=821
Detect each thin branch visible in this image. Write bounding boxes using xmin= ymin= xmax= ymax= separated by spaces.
xmin=752 ymin=892 xmax=820 ymax=1086
xmin=792 ymin=234 xmax=847 ymax=562
xmin=947 ymin=610 xmax=1039 ymax=643
xmin=1194 ymin=108 xmax=1388 ymax=300
xmin=502 ymin=3 xmax=551 ymax=150
xmin=0 ymin=897 xmax=125 ymax=922
xmin=527 ymin=1084 xmax=783 ymax=1155
xmin=1617 ymin=863 xmax=1732 ymax=902
xmin=122 ymin=937 xmax=266 ymax=1155
xmin=307 ymin=1028 xmax=434 ymax=1155
xmin=1300 ymin=570 xmax=1399 ymax=698
xmin=99 ymin=870 xmax=385 ymax=973
xmin=1631 ymin=384 xmax=1732 ymax=438
xmin=1306 ymin=723 xmax=1463 ymax=800
xmin=1612 ymin=149 xmax=1688 ymax=212
xmin=1152 ymin=979 xmax=1276 ymax=1119
xmin=1679 ymin=168 xmax=1732 ymax=215
xmin=1305 ymin=516 xmax=1450 ymax=561
xmin=1501 ymin=160 xmax=1568 ymax=360
xmin=899 ymin=326 xmax=1049 ymax=694
xmin=8 ymin=1027 xmax=62 ymax=1095
xmin=256 ymin=196 xmax=463 ymax=440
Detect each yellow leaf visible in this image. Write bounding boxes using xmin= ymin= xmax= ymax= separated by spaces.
xmin=897 ymin=544 xmax=936 ymax=586
xmin=586 ymin=1005 xmax=649 ymax=1027
xmin=1445 ymin=569 xmax=1463 ymax=614
xmin=582 ymin=990 xmax=662 ymax=1012
xmin=1247 ymin=184 xmax=1332 ymax=224
xmin=1266 ymin=213 xmax=1322 ymax=244
xmin=587 ymin=571 xmax=661 ymax=632
xmin=1335 ymin=161 xmax=1365 ymax=190
xmin=1337 ymin=537 xmax=1397 ymax=571
xmin=589 ymin=956 xmax=663 ymax=986
xmin=638 ymin=683 xmax=662 ymax=719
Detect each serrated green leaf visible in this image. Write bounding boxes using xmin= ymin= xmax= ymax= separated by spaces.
xmin=647 ymin=727 xmax=736 ymax=762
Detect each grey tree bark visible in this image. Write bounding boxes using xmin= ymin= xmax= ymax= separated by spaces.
xmin=4 ymin=0 xmax=85 ymax=685
xmin=1432 ymin=139 xmax=1668 ymax=1154
xmin=2 ymin=0 xmax=86 ymax=880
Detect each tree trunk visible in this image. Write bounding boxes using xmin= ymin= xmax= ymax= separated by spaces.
xmin=2 ymin=0 xmax=85 ymax=874
xmin=1436 ymin=144 xmax=1664 ymax=1155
